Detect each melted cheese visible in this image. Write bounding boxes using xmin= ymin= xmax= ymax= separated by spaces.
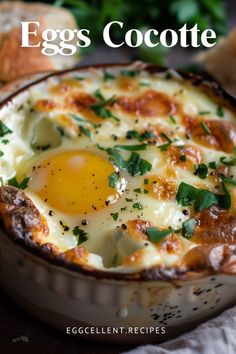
xmin=0 ymin=64 xmax=236 ymax=273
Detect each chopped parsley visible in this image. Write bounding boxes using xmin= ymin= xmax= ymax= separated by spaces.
xmin=121 ymin=69 xmax=139 ymax=77
xmin=2 ymin=139 xmax=9 ymax=145
xmin=179 ymin=155 xmax=186 ymax=162
xmin=70 ymin=113 xmax=95 ymax=127
xmin=176 ymin=182 xmax=231 ymax=211
xmin=114 ymin=143 xmax=147 ymax=151
xmin=0 ymin=121 xmax=12 ymax=137
xmin=220 ymin=156 xmax=236 ymax=166
xmin=144 ymin=178 xmax=149 ymax=185
xmin=193 ymin=163 xmax=208 ymax=179
xmin=74 ymin=75 xmax=84 ymax=81
xmin=73 ymin=226 xmax=88 ymax=245
xmin=109 ymin=172 xmax=119 ymax=188
xmin=91 ymin=90 xmax=119 ymax=121
xmin=139 ymin=82 xmax=150 ymax=87
xmin=126 ymin=130 xmax=155 ymax=142
xmin=157 ymin=133 xmax=172 ymax=151
xmin=199 ymin=111 xmax=210 ymax=115
xmin=169 ymin=115 xmax=177 ymax=124
xmin=182 ymin=218 xmax=197 ymax=239
xmin=208 ymin=161 xmax=217 ymax=169
xmin=100 ymin=146 xmax=152 ymax=176
xmin=0 ymin=151 xmax=4 ymax=157
xmin=103 ymin=71 xmax=115 ymax=81
xmin=8 ymin=176 xmax=30 ymax=190
xmin=146 ymin=227 xmax=173 ymax=243
xmin=221 ymin=175 xmax=236 ymax=186
xmin=216 ymin=105 xmax=224 ymax=118
xmin=133 ymin=188 xmax=142 ymax=193
xmin=79 ymin=125 xmax=91 ymax=139
xmin=132 ymin=202 xmax=143 ymax=210
xmin=112 ymin=212 xmax=119 ymax=221
xmin=200 ymin=122 xmax=211 ymax=135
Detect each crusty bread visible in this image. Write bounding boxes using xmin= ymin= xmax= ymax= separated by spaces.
xmin=0 ymin=1 xmax=78 ymax=82
xmin=196 ymin=28 xmax=236 ymax=97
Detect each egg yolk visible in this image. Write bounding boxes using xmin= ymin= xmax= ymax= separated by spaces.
xmin=29 ymin=150 xmax=119 ymax=214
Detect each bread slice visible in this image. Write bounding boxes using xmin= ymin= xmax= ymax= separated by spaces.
xmin=0 ymin=1 xmax=78 ymax=82
xmin=196 ymin=28 xmax=236 ymax=97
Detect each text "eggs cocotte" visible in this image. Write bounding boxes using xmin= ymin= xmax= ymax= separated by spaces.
xmin=21 ymin=22 xmax=216 ymax=56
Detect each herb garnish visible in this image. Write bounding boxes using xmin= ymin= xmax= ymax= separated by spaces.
xmin=79 ymin=125 xmax=91 ymax=138
xmin=2 ymin=139 xmax=9 ymax=145
xmin=182 ymin=218 xmax=197 ymax=239
xmin=169 ymin=115 xmax=177 ymax=124
xmin=112 ymin=212 xmax=119 ymax=221
xmin=146 ymin=227 xmax=173 ymax=243
xmin=200 ymin=122 xmax=211 ymax=135
xmin=157 ymin=132 xmax=173 ymax=151
xmin=121 ymin=70 xmax=139 ymax=77
xmin=8 ymin=176 xmax=30 ymax=190
xmin=199 ymin=111 xmax=210 ymax=115
xmin=208 ymin=161 xmax=217 ymax=169
xmin=126 ymin=130 xmax=155 ymax=142
xmin=73 ymin=226 xmax=88 ymax=245
xmin=91 ymin=90 xmax=119 ymax=121
xmin=99 ymin=146 xmax=152 ymax=176
xmin=114 ymin=143 xmax=147 ymax=151
xmin=193 ymin=163 xmax=208 ymax=179
xmin=103 ymin=71 xmax=115 ymax=81
xmin=220 ymin=175 xmax=236 ymax=186
xmin=132 ymin=202 xmax=143 ymax=210
xmin=220 ymin=156 xmax=236 ymax=166
xmin=0 ymin=121 xmax=12 ymax=137
xmin=109 ymin=172 xmax=119 ymax=188
xmin=176 ymin=182 xmax=230 ymax=211
xmin=216 ymin=105 xmax=224 ymax=118
xmin=70 ymin=113 xmax=96 ymax=127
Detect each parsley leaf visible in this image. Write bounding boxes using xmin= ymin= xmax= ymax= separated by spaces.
xmin=220 ymin=156 xmax=236 ymax=166
xmin=216 ymin=105 xmax=224 ymax=118
xmin=114 ymin=143 xmax=147 ymax=151
xmin=182 ymin=218 xmax=197 ymax=239
xmin=8 ymin=176 xmax=30 ymax=190
xmin=0 ymin=121 xmax=12 ymax=137
xmin=103 ymin=71 xmax=115 ymax=81
xmin=132 ymin=202 xmax=143 ymax=210
xmin=194 ymin=163 xmax=208 ymax=179
xmin=200 ymin=122 xmax=211 ymax=135
xmin=169 ymin=115 xmax=177 ymax=124
xmin=73 ymin=226 xmax=88 ymax=245
xmin=112 ymin=212 xmax=119 ymax=221
xmin=104 ymin=148 xmax=152 ymax=176
xmin=126 ymin=152 xmax=152 ymax=176
xmin=146 ymin=227 xmax=173 ymax=243
xmin=221 ymin=175 xmax=236 ymax=186
xmin=109 ymin=172 xmax=119 ymax=188
xmin=176 ymin=182 xmax=230 ymax=211
xmin=121 ymin=70 xmax=139 ymax=77
xmin=126 ymin=130 xmax=155 ymax=142
xmin=79 ymin=125 xmax=91 ymax=138
xmin=91 ymin=90 xmax=119 ymax=121
xmin=208 ymin=161 xmax=217 ymax=169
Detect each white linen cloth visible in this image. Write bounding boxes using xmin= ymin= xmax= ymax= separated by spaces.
xmin=123 ymin=306 xmax=236 ymax=354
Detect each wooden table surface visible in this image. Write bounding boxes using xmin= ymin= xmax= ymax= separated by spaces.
xmin=1 ymin=2 xmax=235 ymax=353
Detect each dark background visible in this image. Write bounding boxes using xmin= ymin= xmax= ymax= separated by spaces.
xmin=0 ymin=1 xmax=236 ymax=353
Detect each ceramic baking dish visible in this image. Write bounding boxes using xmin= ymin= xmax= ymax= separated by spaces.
xmin=0 ymin=64 xmax=236 ymax=344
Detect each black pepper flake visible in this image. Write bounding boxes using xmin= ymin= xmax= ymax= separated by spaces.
xmin=81 ymin=219 xmax=88 ymax=226
xmin=182 ymin=209 xmax=189 ymax=216
xmin=59 ymin=220 xmax=70 ymax=232
xmin=121 ymin=223 xmax=127 ymax=230
xmin=48 ymin=210 xmax=54 ymax=216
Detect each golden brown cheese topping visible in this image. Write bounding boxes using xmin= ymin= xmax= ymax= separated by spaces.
xmin=0 ymin=63 xmax=236 ymax=274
